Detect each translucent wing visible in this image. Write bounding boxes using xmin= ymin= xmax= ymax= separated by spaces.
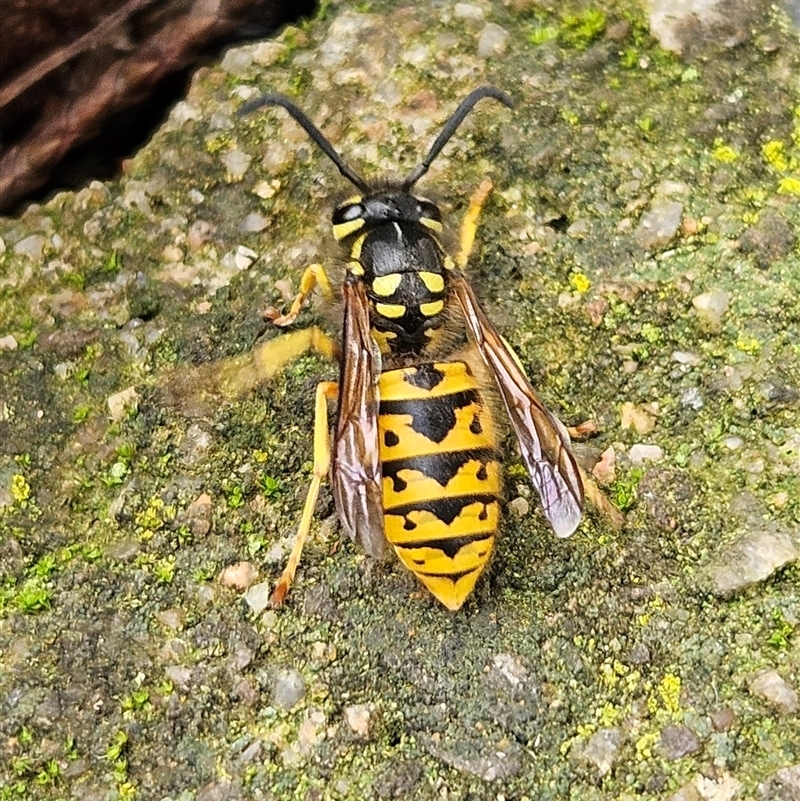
xmin=331 ymin=277 xmax=387 ymax=557
xmin=452 ymin=275 xmax=584 ymax=537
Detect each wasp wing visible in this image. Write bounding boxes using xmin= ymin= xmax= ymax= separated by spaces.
xmin=452 ymin=275 xmax=584 ymax=537
xmin=331 ymin=277 xmax=387 ymax=557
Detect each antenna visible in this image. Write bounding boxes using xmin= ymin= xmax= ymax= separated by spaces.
xmin=401 ymin=86 xmax=514 ymax=190
xmin=240 ymin=86 xmax=514 ymax=194
xmin=240 ymin=93 xmax=370 ymax=193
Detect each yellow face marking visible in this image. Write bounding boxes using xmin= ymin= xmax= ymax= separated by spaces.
xmin=420 ymin=218 xmax=443 ymax=232
xmin=419 ymin=300 xmax=445 ymax=317
xmin=375 ymin=302 xmax=406 ymax=319
xmin=418 ymin=271 xmax=445 ymax=293
xmin=347 ymin=260 xmax=364 ymax=276
xmin=444 ymin=255 xmax=456 ymax=271
xmin=350 ymin=233 xmax=367 ymax=261
xmin=371 ymin=273 xmax=403 ymax=297
xmin=333 ymin=218 xmax=365 ymax=240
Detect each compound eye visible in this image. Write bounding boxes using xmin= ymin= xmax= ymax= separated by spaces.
xmin=418 ymin=200 xmax=441 ymax=223
xmin=333 ymin=202 xmax=365 ymax=225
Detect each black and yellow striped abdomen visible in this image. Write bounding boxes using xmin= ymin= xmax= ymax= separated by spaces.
xmin=378 ymin=361 xmax=502 ymax=609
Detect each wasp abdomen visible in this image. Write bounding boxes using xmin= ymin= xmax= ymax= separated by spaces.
xmin=378 ymin=361 xmax=502 ymax=610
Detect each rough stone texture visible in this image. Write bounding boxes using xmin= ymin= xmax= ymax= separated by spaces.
xmin=739 ymin=209 xmax=797 ymax=269
xmin=647 ymin=0 xmax=771 ymax=56
xmin=758 ymin=765 xmax=800 ymax=801
xmin=709 ymin=530 xmax=800 ymax=597
xmin=2 ymin=1 xmax=800 ymax=800
xmin=579 ymin=727 xmax=624 ymax=776
xmin=659 ymin=724 xmax=702 ymax=760
xmin=749 ymin=670 xmax=799 ymax=715
xmin=635 ymin=198 xmax=683 ymax=250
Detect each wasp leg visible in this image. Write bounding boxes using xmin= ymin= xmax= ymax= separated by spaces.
xmin=211 ymin=326 xmax=339 ymax=400
xmin=270 ymin=380 xmax=339 ymax=607
xmin=456 ymin=178 xmax=494 ymax=270
xmin=266 ymin=263 xmax=334 ymax=327
xmin=579 ymin=466 xmax=626 ymax=531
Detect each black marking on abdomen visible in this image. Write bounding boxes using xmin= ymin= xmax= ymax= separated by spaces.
xmin=380 ymin=390 xmax=480 ymax=444
xmin=396 ymin=531 xmax=494 ymax=561
xmin=416 ymin=567 xmax=480 ymax=582
xmin=402 ymin=363 xmax=446 ymax=391
xmin=385 ymin=494 xmax=498 ymax=525
xmin=382 ymin=448 xmax=499 ymax=492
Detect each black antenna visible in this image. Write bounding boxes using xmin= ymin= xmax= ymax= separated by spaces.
xmin=401 ymin=86 xmax=514 ymax=190
xmin=240 ymin=93 xmax=370 ymax=194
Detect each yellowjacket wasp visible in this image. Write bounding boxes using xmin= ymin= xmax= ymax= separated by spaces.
xmin=241 ymin=86 xmax=617 ymax=610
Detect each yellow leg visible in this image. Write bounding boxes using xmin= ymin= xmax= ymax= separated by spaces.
xmin=456 ymin=178 xmax=494 ymax=270
xmin=213 ymin=326 xmax=338 ymax=399
xmin=157 ymin=326 xmax=338 ymax=409
xmin=266 ymin=263 xmax=334 ymax=327
xmin=270 ymin=381 xmax=339 ymax=607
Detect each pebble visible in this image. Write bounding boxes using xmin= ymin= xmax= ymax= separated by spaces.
xmin=253 ymin=41 xmax=288 ymax=66
xmin=649 ymin=0 xmax=760 ymax=54
xmin=710 ymin=706 xmax=736 ymax=732
xmin=592 ymin=446 xmax=617 ymax=484
xmin=491 ymin=653 xmax=528 ymax=689
xmin=454 ymin=3 xmax=485 ymax=21
xmin=748 ymin=669 xmax=799 ymax=715
xmin=233 ymin=245 xmax=258 ymax=270
xmin=185 ymin=493 xmax=213 ymax=537
xmin=13 ymin=234 xmax=47 ymax=260
xmin=620 ymin=401 xmax=657 ymax=434
xmin=221 ymin=149 xmax=252 ymax=181
xmin=187 ymin=220 xmax=216 ymax=250
xmin=155 ymin=608 xmax=186 ymax=630
xmin=658 ymin=724 xmax=701 ymax=759
xmin=758 ymin=764 xmax=800 ymax=800
xmin=477 ymin=23 xmax=509 ymax=58
xmin=219 ymin=561 xmax=260 ymax=590
xmin=635 ymin=199 xmax=683 ymax=250
xmin=508 ymin=496 xmax=530 ymax=516
xmin=107 ymin=386 xmax=139 ymax=421
xmin=344 ymin=703 xmax=373 ymax=737
xmin=179 ymin=424 xmax=213 ymax=465
xmin=221 ymin=48 xmax=254 ymax=76
xmin=709 ymin=529 xmax=799 ymax=596
xmin=579 ymin=727 xmax=624 ymax=776
xmin=241 ymin=213 xmax=269 ymax=232
xmin=628 ymin=443 xmax=664 ymax=465
xmin=739 ymin=210 xmax=796 ymax=268
xmin=681 ymin=387 xmax=704 ymax=410
xmin=0 ymin=334 xmax=18 ymax=350
xmin=243 ymin=581 xmax=272 ymax=614
xmin=674 ymin=331 xmax=703 ymax=352
xmin=271 ymin=668 xmax=306 ymax=710
xmin=692 ymin=289 xmax=730 ymax=327
xmin=165 ymin=665 xmax=193 ymax=691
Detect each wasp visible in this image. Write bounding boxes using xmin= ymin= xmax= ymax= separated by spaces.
xmin=241 ymin=86 xmax=612 ymax=610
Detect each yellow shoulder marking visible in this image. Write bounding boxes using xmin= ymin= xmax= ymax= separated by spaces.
xmin=371 ymin=273 xmax=403 ymax=297
xmin=375 ymin=302 xmax=406 ymax=319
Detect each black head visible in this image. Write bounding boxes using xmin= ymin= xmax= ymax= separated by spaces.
xmin=330 ymin=191 xmax=443 ymax=242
